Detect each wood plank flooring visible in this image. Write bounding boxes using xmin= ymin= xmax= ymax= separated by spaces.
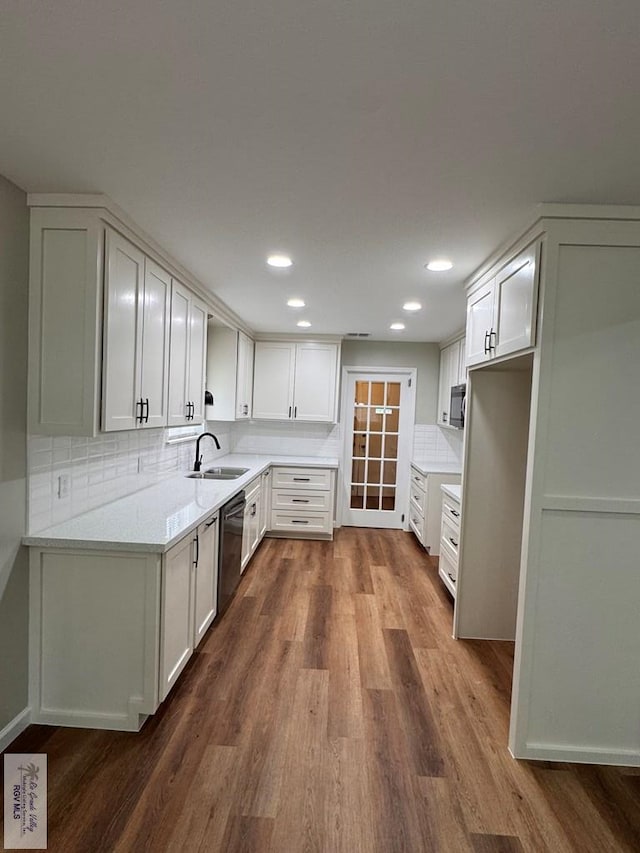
xmin=4 ymin=528 xmax=640 ymax=852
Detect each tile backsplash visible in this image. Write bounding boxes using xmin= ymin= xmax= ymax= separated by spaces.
xmin=412 ymin=424 xmax=463 ymax=466
xmin=27 ymin=419 xmax=461 ymax=532
xmin=28 ymin=425 xmax=231 ymax=533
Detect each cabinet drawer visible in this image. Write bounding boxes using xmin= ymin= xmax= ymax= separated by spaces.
xmin=270 ymin=510 xmax=332 ymax=534
xmin=272 ymin=488 xmax=332 ymax=512
xmin=442 ymin=497 xmax=461 ymax=530
xmin=244 ymin=476 xmax=261 ymax=504
xmin=410 ymin=485 xmax=425 ymax=515
xmin=271 ymin=467 xmax=331 ymax=490
xmin=410 ymin=468 xmax=426 ymax=490
xmin=438 ymin=548 xmax=457 ymax=597
xmin=440 ymin=517 xmax=460 ymax=563
xmin=409 ymin=512 xmax=425 ymax=546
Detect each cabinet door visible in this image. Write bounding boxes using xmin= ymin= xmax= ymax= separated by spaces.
xmin=252 ymin=342 xmax=296 ymax=419
xmin=465 ymin=280 xmax=495 ymax=367
xmin=494 ymin=244 xmax=539 ymax=358
xmin=293 ymin=343 xmax=339 ymax=422
xmin=235 ymin=332 xmax=254 ymax=419
xmin=29 ymin=208 xmax=103 ymax=436
xmin=259 ymin=469 xmax=271 ymax=538
xmin=457 ymin=337 xmax=467 ymax=385
xmin=437 ymin=343 xmax=457 ymax=426
xmin=160 ymin=533 xmax=195 ymax=701
xmin=102 ymin=229 xmax=145 ymax=432
xmin=168 ymin=281 xmax=191 ymax=425
xmin=251 ymin=489 xmax=262 ymax=553
xmin=188 ymin=297 xmax=207 ymax=423
xmin=193 ymin=514 xmax=219 ymax=646
xmin=139 ymin=259 xmax=171 ymax=428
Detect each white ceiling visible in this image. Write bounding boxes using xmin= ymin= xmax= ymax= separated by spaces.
xmin=2 ymin=0 xmax=639 ymax=341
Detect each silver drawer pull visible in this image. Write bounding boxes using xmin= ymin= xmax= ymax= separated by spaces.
xmin=292 ymin=498 xmax=309 ymax=503
xmin=291 ymin=519 xmax=309 ymax=524
xmin=293 ymin=477 xmax=311 ymax=482
xmin=449 ymin=537 xmax=458 ymax=548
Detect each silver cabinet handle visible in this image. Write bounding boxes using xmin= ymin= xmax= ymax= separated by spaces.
xmin=451 ymin=509 xmax=460 ymax=518
xmin=448 ymin=572 xmax=456 ymax=584
xmin=293 ymin=477 xmax=310 ymax=482
xmin=292 ymin=498 xmax=309 ymax=503
xmin=291 ymin=519 xmax=309 ymax=524
xmin=449 ymin=537 xmax=458 ymax=548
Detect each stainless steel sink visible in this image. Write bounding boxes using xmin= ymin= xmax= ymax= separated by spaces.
xmin=186 ymin=466 xmax=249 ymax=480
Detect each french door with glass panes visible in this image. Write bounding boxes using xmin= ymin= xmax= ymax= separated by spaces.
xmin=341 ymin=370 xmax=414 ymax=528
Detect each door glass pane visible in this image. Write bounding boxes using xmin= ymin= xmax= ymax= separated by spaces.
xmin=386 ymin=382 xmax=401 ymax=406
xmin=367 ymin=460 xmax=381 ymax=484
xmin=353 ymin=433 xmax=367 ymax=457
xmin=369 ymin=434 xmax=383 ymax=458
xmin=369 ymin=408 xmax=383 ymax=432
xmin=370 ymin=382 xmax=385 ymax=405
xmin=353 ymin=406 xmax=368 ymax=431
xmin=385 ymin=408 xmax=399 ymax=432
xmin=384 ymin=434 xmax=398 ymax=459
xmin=366 ymin=486 xmax=380 ymax=509
xmin=355 ymin=381 xmax=370 ymax=405
xmin=350 ymin=486 xmax=364 ymax=509
xmin=383 ymin=461 xmax=397 ymax=484
xmin=351 ymin=459 xmax=365 ymax=483
xmin=381 ymin=489 xmax=396 ymax=511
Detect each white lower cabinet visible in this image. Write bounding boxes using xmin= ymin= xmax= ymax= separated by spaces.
xmin=193 ymin=513 xmax=219 ymax=646
xmin=160 ymin=533 xmax=196 ymax=701
xmin=439 ymin=490 xmax=461 ymax=598
xmin=29 ymin=512 xmax=220 ymax=732
xmin=268 ymin=466 xmax=335 ymax=539
xmin=408 ymin=466 xmax=461 ymax=555
xmin=241 ymin=477 xmax=263 ymax=572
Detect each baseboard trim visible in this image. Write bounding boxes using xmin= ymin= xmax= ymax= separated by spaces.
xmin=510 ymin=740 xmax=640 ymax=768
xmin=0 ymin=707 xmax=31 ymax=753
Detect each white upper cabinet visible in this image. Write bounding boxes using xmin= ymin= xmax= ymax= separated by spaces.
xmin=168 ymin=281 xmax=207 ymax=426
xmin=252 ymin=341 xmax=340 ymax=422
xmin=102 ymin=229 xmax=171 ymax=431
xmin=236 ymin=331 xmax=254 ymax=419
xmin=28 ymin=208 xmax=103 ymax=436
xmin=252 ymin=342 xmax=297 ymax=420
xmin=466 ymin=243 xmax=539 ymax=367
xmin=437 ymin=338 xmax=463 ymax=427
xmin=493 ymin=245 xmax=539 ymax=358
xmin=28 ymin=200 xmax=212 ymax=436
xmin=205 ymin=325 xmax=255 ymax=421
xmin=466 ymin=280 xmax=496 ymax=366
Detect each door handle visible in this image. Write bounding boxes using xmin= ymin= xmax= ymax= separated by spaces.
xmin=193 ymin=533 xmax=199 ymax=567
xmin=143 ymin=398 xmax=149 ymax=423
xmin=136 ymin=398 xmax=143 ymax=424
xmin=484 ymin=330 xmax=490 ymax=354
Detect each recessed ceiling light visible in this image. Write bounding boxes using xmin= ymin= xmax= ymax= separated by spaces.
xmin=297 ymin=320 xmax=311 ymax=328
xmin=287 ymin=298 xmax=305 ymax=308
xmin=403 ymin=301 xmax=422 ymax=312
xmin=390 ymin=322 xmax=405 ymax=331
xmin=267 ymin=254 xmax=293 ymax=268
xmin=425 ymin=258 xmax=453 ymax=272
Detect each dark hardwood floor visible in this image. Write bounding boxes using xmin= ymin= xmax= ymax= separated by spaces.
xmin=4 ymin=529 xmax=640 ymax=852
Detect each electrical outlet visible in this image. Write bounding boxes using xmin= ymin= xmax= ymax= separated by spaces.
xmin=57 ymin=474 xmax=70 ymax=499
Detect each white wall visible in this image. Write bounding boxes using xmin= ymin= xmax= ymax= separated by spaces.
xmin=340 ymin=339 xmax=440 ymax=423
xmin=0 ymin=174 xmax=29 ymax=735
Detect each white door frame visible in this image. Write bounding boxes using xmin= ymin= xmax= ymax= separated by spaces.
xmin=339 ymin=365 xmax=416 ymax=529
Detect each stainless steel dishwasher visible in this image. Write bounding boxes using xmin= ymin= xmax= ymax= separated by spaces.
xmin=217 ymin=490 xmax=246 ymax=616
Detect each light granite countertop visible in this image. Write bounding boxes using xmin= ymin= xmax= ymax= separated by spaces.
xmin=441 ymin=483 xmax=462 ymax=502
xmin=411 ymin=459 xmax=462 ymax=476
xmin=23 ymin=454 xmax=339 ymax=553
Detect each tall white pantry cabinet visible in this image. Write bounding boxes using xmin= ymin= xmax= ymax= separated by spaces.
xmin=455 ymin=205 xmax=640 ymax=767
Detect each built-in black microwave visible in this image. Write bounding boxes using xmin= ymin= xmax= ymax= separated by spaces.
xmin=450 ymin=383 xmax=466 ymax=429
